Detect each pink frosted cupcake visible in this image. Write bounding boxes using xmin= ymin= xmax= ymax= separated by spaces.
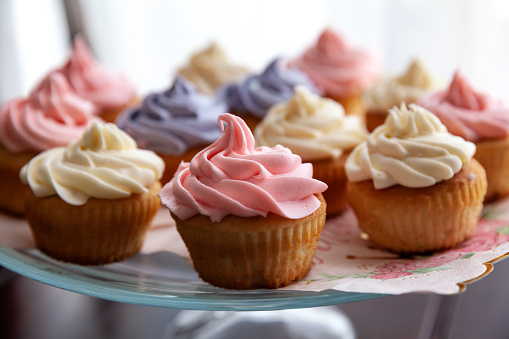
xmin=35 ymin=35 xmax=137 ymax=123
xmin=289 ymin=28 xmax=380 ymax=117
xmin=0 ymin=73 xmax=102 ymax=216
xmin=419 ymin=71 xmax=509 ymax=202
xmin=160 ymin=113 xmax=327 ymax=289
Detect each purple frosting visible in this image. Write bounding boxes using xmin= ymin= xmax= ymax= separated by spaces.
xmin=219 ymin=58 xmax=319 ymax=118
xmin=116 ymin=77 xmax=227 ymax=156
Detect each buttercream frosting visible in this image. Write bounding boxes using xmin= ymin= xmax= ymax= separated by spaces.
xmin=363 ymin=59 xmax=437 ymax=112
xmin=0 ymin=73 xmax=100 ymax=153
xmin=177 ymin=42 xmax=249 ymax=95
xmin=159 ymin=113 xmax=327 ymax=222
xmin=345 ymin=103 xmax=476 ymax=189
xmin=255 ymin=86 xmax=367 ymax=161
xmin=418 ymin=71 xmax=509 ymax=142
xmin=116 ymin=77 xmax=226 ymax=156
xmin=219 ymin=58 xmax=318 ymax=118
xmin=20 ymin=122 xmax=164 ymax=205
xmin=289 ymin=28 xmax=379 ymax=97
xmin=57 ymin=35 xmax=136 ymax=109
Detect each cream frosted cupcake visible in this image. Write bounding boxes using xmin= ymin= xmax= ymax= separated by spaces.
xmin=255 ymin=86 xmax=367 ymax=215
xmin=21 ymin=122 xmax=164 ymax=265
xmin=346 ymin=103 xmax=487 ymax=253
xmin=0 ymin=73 xmax=101 ymax=216
xmin=177 ymin=42 xmax=249 ymax=95
xmin=419 ymin=71 xmax=509 ymax=202
xmin=363 ymin=58 xmax=438 ymax=132
xmin=289 ymin=28 xmax=380 ymax=117
xmin=160 ymin=113 xmax=327 ymax=289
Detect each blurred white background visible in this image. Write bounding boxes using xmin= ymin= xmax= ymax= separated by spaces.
xmin=1 ymin=0 xmax=508 ymax=102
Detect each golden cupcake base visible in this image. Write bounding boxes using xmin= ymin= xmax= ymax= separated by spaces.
xmin=25 ymin=182 xmax=161 ymax=265
xmin=312 ymin=152 xmax=350 ymax=216
xmin=475 ymin=136 xmax=509 ymax=202
xmin=347 ymin=159 xmax=487 ymax=253
xmin=171 ymin=194 xmax=326 ymax=289
xmin=0 ymin=147 xmax=37 ymax=217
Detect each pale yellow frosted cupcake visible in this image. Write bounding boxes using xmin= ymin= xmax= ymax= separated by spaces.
xmin=255 ymin=86 xmax=368 ymax=215
xmin=20 ymin=122 xmax=164 ymax=265
xmin=363 ymin=58 xmax=439 ymax=132
xmin=346 ymin=104 xmax=487 ymax=253
xmin=177 ymin=42 xmax=249 ymax=95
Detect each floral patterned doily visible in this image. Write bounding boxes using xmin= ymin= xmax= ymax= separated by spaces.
xmin=2 ymin=197 xmax=509 ymax=295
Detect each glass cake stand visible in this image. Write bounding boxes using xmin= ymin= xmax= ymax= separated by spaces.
xmin=0 ymin=247 xmax=385 ymax=311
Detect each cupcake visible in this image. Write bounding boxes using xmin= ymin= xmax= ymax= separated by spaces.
xmin=255 ymin=86 xmax=367 ymax=215
xmin=116 ymin=76 xmax=226 ymax=184
xmin=20 ymin=122 xmax=164 ymax=265
xmin=419 ymin=71 xmax=509 ymax=202
xmin=35 ymin=35 xmax=137 ymax=123
xmin=289 ymin=28 xmax=380 ymax=117
xmin=363 ymin=58 xmax=438 ymax=132
xmin=346 ymin=103 xmax=487 ymax=253
xmin=159 ymin=113 xmax=327 ymax=289
xmin=219 ymin=58 xmax=319 ymax=130
xmin=0 ymin=73 xmax=101 ymax=216
xmin=177 ymin=42 xmax=249 ymax=95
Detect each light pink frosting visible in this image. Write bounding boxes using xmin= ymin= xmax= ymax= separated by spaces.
xmin=418 ymin=71 xmax=509 ymax=141
xmin=58 ymin=35 xmax=136 ymax=109
xmin=159 ymin=113 xmax=327 ymax=222
xmin=289 ymin=28 xmax=380 ymax=97
xmin=0 ymin=73 xmax=101 ymax=153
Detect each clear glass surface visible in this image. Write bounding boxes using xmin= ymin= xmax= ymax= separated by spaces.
xmin=0 ymin=247 xmax=385 ymax=311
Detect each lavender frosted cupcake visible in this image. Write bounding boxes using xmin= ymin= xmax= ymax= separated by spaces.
xmin=219 ymin=58 xmax=319 ymax=130
xmin=116 ymin=77 xmax=226 ymax=183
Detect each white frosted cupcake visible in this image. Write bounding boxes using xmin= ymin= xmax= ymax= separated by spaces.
xmin=346 ymin=104 xmax=487 ymax=253
xmin=255 ymin=86 xmax=368 ymax=215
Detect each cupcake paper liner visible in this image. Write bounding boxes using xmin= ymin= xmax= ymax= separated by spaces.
xmin=347 ymin=159 xmax=487 ymax=253
xmin=475 ymin=136 xmax=509 ymax=202
xmin=172 ymin=194 xmax=327 ymax=289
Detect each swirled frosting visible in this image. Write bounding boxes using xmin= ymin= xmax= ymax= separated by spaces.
xmin=255 ymin=86 xmax=367 ymax=161
xmin=363 ymin=59 xmax=437 ymax=112
xmin=289 ymin=28 xmax=379 ymax=97
xmin=116 ymin=77 xmax=226 ymax=156
xmin=159 ymin=113 xmax=327 ymax=222
xmin=345 ymin=103 xmax=476 ymax=189
xmin=177 ymin=42 xmax=249 ymax=95
xmin=418 ymin=71 xmax=509 ymax=141
xmin=20 ymin=122 xmax=164 ymax=205
xmin=57 ymin=35 xmax=136 ymax=109
xmin=0 ymin=73 xmax=101 ymax=153
xmin=218 ymin=58 xmax=319 ymax=118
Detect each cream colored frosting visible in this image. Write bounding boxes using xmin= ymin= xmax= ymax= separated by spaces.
xmin=254 ymin=86 xmax=367 ymax=161
xmin=345 ymin=103 xmax=476 ymax=189
xmin=20 ymin=122 xmax=164 ymax=205
xmin=363 ymin=59 xmax=437 ymax=112
xmin=178 ymin=42 xmax=249 ymax=95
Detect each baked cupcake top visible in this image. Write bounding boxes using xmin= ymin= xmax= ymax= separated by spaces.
xmin=116 ymin=77 xmax=226 ymax=156
xmin=50 ymin=35 xmax=136 ymax=110
xmin=159 ymin=113 xmax=327 ymax=222
xmin=418 ymin=71 xmax=509 ymax=142
xmin=254 ymin=86 xmax=367 ymax=161
xmin=218 ymin=58 xmax=318 ymax=118
xmin=0 ymin=73 xmax=101 ymax=153
xmin=363 ymin=58 xmax=437 ymax=112
xmin=289 ymin=28 xmax=379 ymax=97
xmin=20 ymin=122 xmax=164 ymax=205
xmin=345 ymin=103 xmax=476 ymax=189
xmin=177 ymin=42 xmax=249 ymax=95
